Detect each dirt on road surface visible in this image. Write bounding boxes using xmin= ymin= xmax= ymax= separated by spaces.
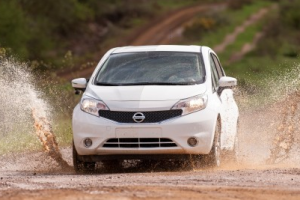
xmin=130 ymin=3 xmax=225 ymax=46
xmin=59 ymin=3 xmax=225 ymax=80
xmin=1 ymin=98 xmax=300 ymax=200
xmin=1 ymin=156 xmax=300 ymax=200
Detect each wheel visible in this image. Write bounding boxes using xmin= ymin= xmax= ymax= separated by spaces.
xmin=72 ymin=142 xmax=96 ymax=173
xmin=202 ymin=119 xmax=221 ymax=167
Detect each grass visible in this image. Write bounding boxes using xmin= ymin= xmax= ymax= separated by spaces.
xmin=156 ymin=0 xmax=217 ymax=10
xmin=0 ymin=117 xmax=73 ymax=155
xmin=226 ymin=54 xmax=300 ymax=81
xmin=182 ymin=0 xmax=300 ymax=110
xmin=219 ymin=22 xmax=263 ymax=63
xmin=196 ymin=1 xmax=271 ymax=48
xmin=234 ymin=56 xmax=300 ymax=110
xmin=52 ymin=117 xmax=73 ymax=147
xmin=0 ymin=129 xmax=42 ymax=155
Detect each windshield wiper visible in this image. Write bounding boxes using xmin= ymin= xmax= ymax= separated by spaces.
xmin=120 ymin=82 xmax=188 ymax=86
xmin=95 ymin=81 xmax=196 ymax=86
xmin=95 ymin=82 xmax=120 ymax=86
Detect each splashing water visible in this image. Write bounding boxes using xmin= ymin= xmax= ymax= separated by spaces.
xmin=236 ymin=63 xmax=300 ymax=166
xmin=0 ymin=56 xmax=70 ymax=169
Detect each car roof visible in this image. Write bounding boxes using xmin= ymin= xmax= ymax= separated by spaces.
xmin=111 ymin=45 xmax=202 ymax=54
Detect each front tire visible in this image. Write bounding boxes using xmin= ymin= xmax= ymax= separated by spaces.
xmin=203 ymin=119 xmax=221 ymax=167
xmin=72 ymin=142 xmax=96 ymax=173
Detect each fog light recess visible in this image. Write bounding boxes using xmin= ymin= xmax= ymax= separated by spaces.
xmin=187 ymin=137 xmax=198 ymax=147
xmin=84 ymin=138 xmax=93 ymax=148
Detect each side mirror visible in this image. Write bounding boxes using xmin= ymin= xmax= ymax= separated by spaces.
xmin=218 ymin=76 xmax=237 ymax=95
xmin=219 ymin=76 xmax=237 ymax=88
xmin=71 ymin=78 xmax=87 ymax=95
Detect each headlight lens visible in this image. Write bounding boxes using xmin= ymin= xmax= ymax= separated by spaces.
xmin=172 ymin=95 xmax=207 ymax=115
xmin=80 ymin=98 xmax=109 ymax=116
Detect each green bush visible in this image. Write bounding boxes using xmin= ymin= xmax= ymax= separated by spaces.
xmin=256 ymin=1 xmax=300 ymax=58
xmin=183 ymin=13 xmax=229 ymax=40
xmin=0 ymin=1 xmax=30 ymax=58
xmin=280 ymin=1 xmax=300 ymax=30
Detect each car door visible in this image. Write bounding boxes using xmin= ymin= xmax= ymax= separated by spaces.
xmin=210 ymin=52 xmax=239 ymax=151
xmin=208 ymin=51 xmax=223 ymax=126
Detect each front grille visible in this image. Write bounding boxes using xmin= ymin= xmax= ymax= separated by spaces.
xmin=99 ymin=110 xmax=182 ymax=123
xmin=103 ymin=138 xmax=178 ymax=148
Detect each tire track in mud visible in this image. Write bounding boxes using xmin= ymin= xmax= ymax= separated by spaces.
xmin=213 ymin=6 xmax=271 ymax=54
xmin=1 ymin=167 xmax=300 ymax=200
xmin=130 ymin=4 xmax=225 ymax=46
xmin=227 ymin=5 xmax=276 ymax=63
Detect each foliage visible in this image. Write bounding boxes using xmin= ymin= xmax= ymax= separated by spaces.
xmin=0 ymin=0 xmax=204 ymax=71
xmin=280 ymin=0 xmax=300 ymax=30
xmin=0 ymin=1 xmax=30 ymax=58
xmin=183 ymin=13 xmax=229 ymax=40
xmin=255 ymin=1 xmax=300 ymax=58
xmin=228 ymin=0 xmax=253 ymax=10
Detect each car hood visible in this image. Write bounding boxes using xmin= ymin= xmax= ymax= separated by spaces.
xmin=85 ymin=84 xmax=207 ymax=101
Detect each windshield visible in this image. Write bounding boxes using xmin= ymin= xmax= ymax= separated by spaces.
xmin=94 ymin=51 xmax=205 ymax=86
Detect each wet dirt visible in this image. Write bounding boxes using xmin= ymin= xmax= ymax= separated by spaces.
xmin=1 ymin=156 xmax=300 ymax=200
xmin=31 ymin=109 xmax=71 ymax=170
xmin=1 ymin=99 xmax=300 ymax=200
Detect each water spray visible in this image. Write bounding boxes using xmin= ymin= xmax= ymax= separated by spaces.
xmin=32 ymin=108 xmax=71 ymax=169
xmin=266 ymin=92 xmax=299 ymax=164
xmin=0 ymin=56 xmax=71 ymax=170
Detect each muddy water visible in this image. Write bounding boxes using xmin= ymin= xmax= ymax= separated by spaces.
xmin=267 ymin=91 xmax=300 ymax=164
xmin=0 ymin=57 xmax=70 ymax=169
xmin=236 ymin=65 xmax=300 ymax=167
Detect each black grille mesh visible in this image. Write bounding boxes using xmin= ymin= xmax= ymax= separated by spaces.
xmin=99 ymin=110 xmax=182 ymax=123
xmin=103 ymin=138 xmax=177 ymax=148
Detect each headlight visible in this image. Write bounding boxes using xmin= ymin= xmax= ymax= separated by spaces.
xmin=80 ymin=98 xmax=109 ymax=116
xmin=172 ymin=95 xmax=207 ymax=115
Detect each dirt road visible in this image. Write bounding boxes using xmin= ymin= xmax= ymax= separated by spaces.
xmin=130 ymin=4 xmax=225 ymax=46
xmin=59 ymin=3 xmax=225 ymax=80
xmin=1 ymin=102 xmax=300 ymax=200
xmin=1 ymin=155 xmax=300 ymax=200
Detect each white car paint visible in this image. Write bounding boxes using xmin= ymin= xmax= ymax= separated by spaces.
xmin=72 ymin=45 xmax=239 ymax=162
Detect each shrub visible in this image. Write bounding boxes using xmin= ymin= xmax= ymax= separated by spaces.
xmin=0 ymin=1 xmax=30 ymax=59
xmin=183 ymin=13 xmax=229 ymax=40
xmin=280 ymin=0 xmax=300 ymax=30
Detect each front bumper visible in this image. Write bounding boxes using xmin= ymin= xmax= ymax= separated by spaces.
xmin=72 ymin=104 xmax=218 ymax=156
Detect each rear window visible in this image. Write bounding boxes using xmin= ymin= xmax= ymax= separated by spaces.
xmin=94 ymin=51 xmax=205 ymax=86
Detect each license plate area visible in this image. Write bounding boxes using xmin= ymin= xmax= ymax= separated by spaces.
xmin=115 ymin=128 xmax=162 ymax=138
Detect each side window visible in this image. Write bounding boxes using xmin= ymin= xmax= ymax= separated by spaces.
xmin=212 ymin=54 xmax=225 ymax=77
xmin=209 ymin=55 xmax=219 ymax=92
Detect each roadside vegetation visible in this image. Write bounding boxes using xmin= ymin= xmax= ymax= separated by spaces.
xmin=182 ymin=0 xmax=300 ymax=108
xmin=225 ymin=0 xmax=300 ymax=106
xmin=0 ymin=0 xmax=206 ymax=72
xmin=183 ymin=0 xmax=270 ymax=48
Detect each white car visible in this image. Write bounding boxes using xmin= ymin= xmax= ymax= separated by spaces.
xmin=71 ymin=45 xmax=239 ymax=172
